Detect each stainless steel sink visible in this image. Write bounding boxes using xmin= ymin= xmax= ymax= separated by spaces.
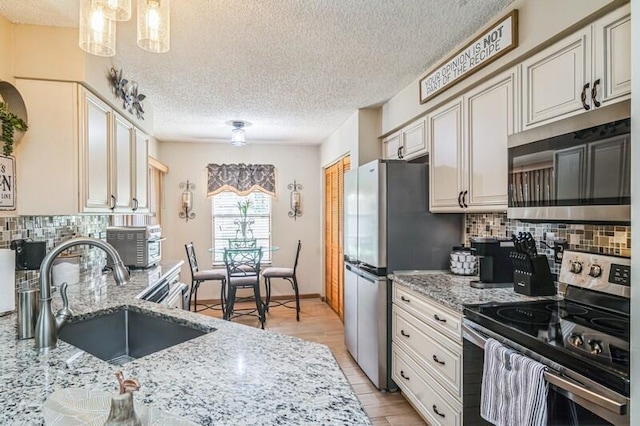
xmin=59 ymin=307 xmax=212 ymax=365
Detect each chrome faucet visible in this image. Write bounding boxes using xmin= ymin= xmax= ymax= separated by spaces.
xmin=35 ymin=237 xmax=130 ymax=352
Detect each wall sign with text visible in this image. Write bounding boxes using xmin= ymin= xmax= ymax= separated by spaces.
xmin=0 ymin=155 xmax=15 ymax=211
xmin=419 ymin=10 xmax=518 ymax=104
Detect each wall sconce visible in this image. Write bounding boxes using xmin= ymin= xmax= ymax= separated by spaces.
xmin=288 ymin=180 xmax=302 ymax=220
xmin=179 ymin=180 xmax=196 ymax=222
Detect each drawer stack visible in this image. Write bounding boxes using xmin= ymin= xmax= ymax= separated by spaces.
xmin=391 ymin=284 xmax=463 ymax=426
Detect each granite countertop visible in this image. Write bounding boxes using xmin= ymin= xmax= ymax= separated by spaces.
xmin=389 ymin=271 xmax=558 ymax=313
xmin=0 ymin=261 xmax=369 ymax=425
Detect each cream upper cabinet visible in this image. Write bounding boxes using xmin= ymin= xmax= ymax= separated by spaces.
xmin=80 ymin=89 xmax=113 ymax=212
xmin=381 ymin=117 xmax=427 ymax=161
xmin=429 ymin=69 xmax=515 ymax=212
xmin=133 ymin=128 xmax=149 ymax=212
xmin=464 ymin=70 xmax=515 ymax=210
xmin=382 ymin=131 xmax=401 ymax=160
xmin=113 ymin=112 xmax=135 ymax=211
xmin=429 ymin=99 xmax=464 ymax=211
xmin=522 ymin=4 xmax=630 ymax=130
xmin=15 ymin=79 xmax=149 ymax=216
xmin=400 ymin=117 xmax=427 ymax=160
xmin=593 ymin=4 xmax=631 ymax=107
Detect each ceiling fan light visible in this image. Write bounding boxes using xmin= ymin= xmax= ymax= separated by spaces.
xmin=79 ymin=0 xmax=116 ymax=57
xmin=94 ymin=0 xmax=131 ymax=21
xmin=137 ymin=0 xmax=171 ymax=53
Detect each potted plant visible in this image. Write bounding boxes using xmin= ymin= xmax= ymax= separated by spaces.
xmin=0 ymin=102 xmax=28 ymax=156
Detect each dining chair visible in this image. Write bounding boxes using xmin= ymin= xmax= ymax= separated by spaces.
xmin=223 ymin=247 xmax=265 ymax=329
xmin=184 ymin=242 xmax=227 ymax=313
xmin=228 ymin=238 xmax=258 ymax=249
xmin=262 ymin=240 xmax=301 ymax=321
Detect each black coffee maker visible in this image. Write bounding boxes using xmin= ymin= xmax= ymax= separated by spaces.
xmin=470 ymin=237 xmax=514 ymax=289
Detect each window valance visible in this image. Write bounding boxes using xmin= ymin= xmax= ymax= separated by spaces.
xmin=207 ymin=163 xmax=276 ymax=197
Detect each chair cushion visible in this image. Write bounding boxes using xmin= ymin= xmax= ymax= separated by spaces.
xmin=228 ymin=275 xmax=260 ymax=287
xmin=194 ymin=269 xmax=227 ymax=280
xmin=262 ymin=267 xmax=294 ymax=278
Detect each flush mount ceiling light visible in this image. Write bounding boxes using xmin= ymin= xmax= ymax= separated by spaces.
xmin=79 ymin=0 xmax=170 ymax=57
xmin=231 ymin=121 xmax=246 ymax=146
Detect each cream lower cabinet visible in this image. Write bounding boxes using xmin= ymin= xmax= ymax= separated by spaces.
xmin=429 ymin=68 xmax=515 ymax=212
xmin=521 ymin=4 xmax=630 ymax=130
xmin=392 ymin=284 xmax=463 ymax=426
xmin=16 ymin=79 xmax=149 ymax=215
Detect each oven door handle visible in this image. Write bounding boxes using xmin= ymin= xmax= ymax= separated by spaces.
xmin=462 ymin=323 xmax=628 ymax=415
xmin=543 ymin=372 xmax=626 ymax=415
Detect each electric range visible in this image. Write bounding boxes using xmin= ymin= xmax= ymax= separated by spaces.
xmin=463 ymin=250 xmax=630 ymax=425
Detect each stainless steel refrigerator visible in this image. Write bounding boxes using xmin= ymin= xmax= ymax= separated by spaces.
xmin=343 ymin=159 xmax=463 ymax=390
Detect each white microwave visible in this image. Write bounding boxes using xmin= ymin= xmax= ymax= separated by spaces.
xmin=507 ymin=101 xmax=630 ymax=223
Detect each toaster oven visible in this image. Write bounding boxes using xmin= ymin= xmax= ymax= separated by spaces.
xmin=106 ymin=225 xmax=164 ymax=268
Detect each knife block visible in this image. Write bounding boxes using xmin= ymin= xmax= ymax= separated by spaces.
xmin=512 ymin=255 xmax=555 ymax=296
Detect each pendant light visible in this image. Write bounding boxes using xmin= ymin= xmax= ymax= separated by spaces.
xmin=94 ymin=0 xmax=132 ymax=21
xmin=79 ymin=0 xmax=116 ymax=57
xmin=137 ymin=0 xmax=171 ymax=53
xmin=231 ymin=122 xmax=246 ymax=146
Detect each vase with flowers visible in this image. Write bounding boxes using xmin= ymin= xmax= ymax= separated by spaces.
xmin=235 ymin=199 xmax=254 ymax=240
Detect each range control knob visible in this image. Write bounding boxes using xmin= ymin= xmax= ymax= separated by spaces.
xmin=570 ymin=261 xmax=583 ymax=274
xmin=588 ymin=340 xmax=603 ymax=355
xmin=588 ymin=264 xmax=602 ymax=278
xmin=569 ymin=334 xmax=584 ymax=347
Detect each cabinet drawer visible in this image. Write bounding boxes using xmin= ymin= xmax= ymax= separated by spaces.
xmin=392 ymin=306 xmax=462 ymax=398
xmin=393 ymin=285 xmax=462 ymax=341
xmin=392 ymin=343 xmax=462 ymax=426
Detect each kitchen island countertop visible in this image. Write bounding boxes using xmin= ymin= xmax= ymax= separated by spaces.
xmin=389 ymin=271 xmax=558 ymax=313
xmin=0 ymin=260 xmax=369 ymax=425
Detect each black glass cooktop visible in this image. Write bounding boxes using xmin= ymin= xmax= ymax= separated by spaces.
xmin=464 ymin=299 xmax=630 ymax=396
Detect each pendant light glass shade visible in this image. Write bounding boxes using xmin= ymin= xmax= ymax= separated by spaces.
xmin=137 ymin=0 xmax=170 ymax=53
xmin=94 ymin=0 xmax=131 ymax=21
xmin=231 ymin=122 xmax=246 ymax=146
xmin=79 ymin=0 xmax=116 ymax=57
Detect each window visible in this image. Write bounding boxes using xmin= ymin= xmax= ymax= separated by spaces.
xmin=212 ymin=191 xmax=272 ymax=263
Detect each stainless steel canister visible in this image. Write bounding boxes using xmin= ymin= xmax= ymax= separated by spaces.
xmin=17 ymin=287 xmax=39 ymax=339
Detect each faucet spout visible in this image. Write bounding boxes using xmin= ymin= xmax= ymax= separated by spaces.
xmin=35 ymin=237 xmax=130 ymax=352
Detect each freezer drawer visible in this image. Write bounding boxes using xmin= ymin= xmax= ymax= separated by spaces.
xmin=344 ymin=264 xmax=358 ymax=360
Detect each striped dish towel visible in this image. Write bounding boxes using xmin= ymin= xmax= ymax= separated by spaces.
xmin=480 ymin=338 xmax=548 ymax=426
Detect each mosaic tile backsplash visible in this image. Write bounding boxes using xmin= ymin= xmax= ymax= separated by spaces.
xmin=464 ymin=213 xmax=631 ymax=277
xmin=0 ymin=215 xmax=109 ymax=292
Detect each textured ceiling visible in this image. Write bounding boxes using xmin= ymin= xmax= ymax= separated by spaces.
xmin=0 ymin=0 xmax=513 ymax=145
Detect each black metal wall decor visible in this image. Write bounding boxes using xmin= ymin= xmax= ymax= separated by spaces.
xmin=179 ymin=180 xmax=196 ymax=222
xmin=109 ymin=68 xmax=147 ymax=120
xmin=288 ymin=180 xmax=302 ymax=220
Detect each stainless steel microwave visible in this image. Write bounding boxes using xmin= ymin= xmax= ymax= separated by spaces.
xmin=507 ymin=101 xmax=630 ymax=223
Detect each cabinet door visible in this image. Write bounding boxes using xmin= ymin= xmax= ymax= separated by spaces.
xmin=593 ymin=4 xmax=630 ymax=107
xmin=522 ymin=27 xmax=591 ymax=130
xmin=80 ymin=89 xmax=112 ymax=212
xmin=113 ymin=113 xmax=134 ymax=210
xmin=382 ymin=131 xmax=401 ymax=160
xmin=465 ymin=72 xmax=513 ymax=210
xmin=401 ymin=118 xmax=427 ymax=160
xmin=133 ymin=128 xmax=149 ymax=212
xmin=429 ymin=99 xmax=464 ymax=212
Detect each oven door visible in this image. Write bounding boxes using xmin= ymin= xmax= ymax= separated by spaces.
xmin=462 ymin=320 xmax=629 ymax=426
xmin=147 ymin=237 xmax=165 ymax=266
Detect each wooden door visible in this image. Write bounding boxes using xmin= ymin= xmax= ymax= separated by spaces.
xmin=324 ymin=155 xmax=350 ymax=320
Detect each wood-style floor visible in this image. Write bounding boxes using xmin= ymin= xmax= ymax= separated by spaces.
xmin=198 ymin=297 xmax=427 ymax=425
